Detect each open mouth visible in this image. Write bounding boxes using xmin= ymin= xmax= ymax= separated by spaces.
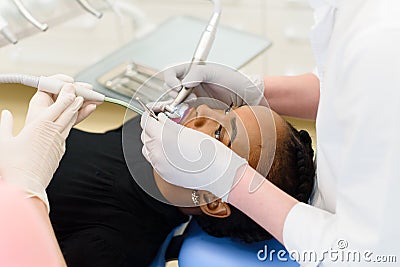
xmin=169 ymin=104 xmax=192 ymax=124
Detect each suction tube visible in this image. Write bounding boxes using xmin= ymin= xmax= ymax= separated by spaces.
xmin=0 ymin=74 xmax=39 ymax=88
xmin=0 ymin=74 xmax=148 ymax=113
xmin=0 ymin=74 xmax=105 ymax=102
xmin=104 ymin=96 xmax=142 ymax=114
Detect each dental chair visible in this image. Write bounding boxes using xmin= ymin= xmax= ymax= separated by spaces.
xmin=150 ymin=220 xmax=299 ymax=267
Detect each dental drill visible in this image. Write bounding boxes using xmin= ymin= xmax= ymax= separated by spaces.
xmin=11 ymin=0 xmax=48 ymax=31
xmin=163 ymin=0 xmax=221 ymax=117
xmin=0 ymin=15 xmax=18 ymax=44
xmin=0 ymin=74 xmax=143 ymax=114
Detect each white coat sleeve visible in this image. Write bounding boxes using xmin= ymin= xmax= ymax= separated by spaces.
xmin=283 ymin=203 xmax=336 ymax=266
xmin=283 ymin=24 xmax=400 ymax=266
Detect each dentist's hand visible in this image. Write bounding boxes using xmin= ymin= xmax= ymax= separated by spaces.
xmin=140 ymin=112 xmax=248 ymax=202
xmin=163 ymin=63 xmax=265 ymax=108
xmin=0 ymin=85 xmax=84 ymax=212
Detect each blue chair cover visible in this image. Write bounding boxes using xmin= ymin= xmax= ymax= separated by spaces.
xmin=178 ymin=221 xmax=299 ymax=267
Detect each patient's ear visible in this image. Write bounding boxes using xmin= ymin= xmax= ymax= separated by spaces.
xmin=199 ymin=192 xmax=231 ymax=218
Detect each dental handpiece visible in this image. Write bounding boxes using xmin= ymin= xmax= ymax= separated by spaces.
xmin=11 ymin=0 xmax=48 ymax=31
xmin=164 ymin=0 xmax=221 ymax=115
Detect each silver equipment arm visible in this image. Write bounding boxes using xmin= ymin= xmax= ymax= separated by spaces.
xmin=76 ymin=0 xmax=103 ymax=19
xmin=11 ymin=0 xmax=48 ymax=31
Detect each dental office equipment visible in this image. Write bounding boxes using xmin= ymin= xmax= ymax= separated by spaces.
xmin=163 ymin=0 xmax=221 ymax=116
xmin=135 ymin=97 xmax=158 ymax=120
xmin=98 ymin=62 xmax=166 ymax=103
xmin=76 ymin=0 xmax=103 ymax=19
xmin=11 ymin=0 xmax=48 ymax=31
xmin=102 ymin=95 xmax=142 ymax=114
xmin=0 ymin=74 xmax=104 ymax=101
xmin=0 ymin=15 xmax=18 ymax=44
xmin=98 ymin=61 xmax=191 ymax=120
xmin=0 ymin=73 xmax=143 ymax=114
xmin=77 ymin=15 xmax=271 ymax=120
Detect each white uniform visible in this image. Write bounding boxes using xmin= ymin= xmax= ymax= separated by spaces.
xmin=283 ymin=0 xmax=400 ymax=266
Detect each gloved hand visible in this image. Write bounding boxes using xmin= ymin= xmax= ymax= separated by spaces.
xmin=0 ymin=84 xmax=84 ymax=212
xmin=27 ymin=74 xmax=97 ymax=126
xmin=140 ymin=111 xmax=248 ymax=202
xmin=163 ymin=63 xmax=265 ymax=109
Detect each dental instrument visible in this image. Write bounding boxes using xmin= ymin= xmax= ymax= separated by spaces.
xmin=163 ymin=0 xmax=221 ymax=116
xmin=0 ymin=74 xmax=143 ymax=114
xmin=102 ymin=95 xmax=142 ymax=114
xmin=11 ymin=0 xmax=48 ymax=31
xmin=76 ymin=0 xmax=103 ymax=19
xmin=0 ymin=15 xmax=18 ymax=44
xmin=98 ymin=62 xmax=165 ymax=102
xmin=135 ymin=97 xmax=158 ymax=121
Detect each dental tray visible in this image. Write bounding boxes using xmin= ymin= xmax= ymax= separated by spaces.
xmin=97 ymin=61 xmax=166 ymax=103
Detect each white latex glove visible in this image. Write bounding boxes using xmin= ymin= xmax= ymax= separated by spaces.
xmin=140 ymin=111 xmax=248 ymax=202
xmin=163 ymin=63 xmax=265 ymax=108
xmin=145 ymin=91 xmax=197 ymax=113
xmin=30 ymin=74 xmax=98 ymax=125
xmin=0 ymin=85 xmax=84 ymax=212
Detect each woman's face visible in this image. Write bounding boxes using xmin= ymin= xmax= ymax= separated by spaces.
xmin=182 ymin=105 xmax=258 ymax=165
xmin=154 ymin=104 xmax=283 ymax=208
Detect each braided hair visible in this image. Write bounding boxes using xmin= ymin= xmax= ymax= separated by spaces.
xmin=194 ymin=120 xmax=315 ymax=243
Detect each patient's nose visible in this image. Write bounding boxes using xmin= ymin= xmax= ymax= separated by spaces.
xmin=195 ymin=104 xmax=225 ymax=124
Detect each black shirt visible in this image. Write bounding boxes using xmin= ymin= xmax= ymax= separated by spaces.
xmin=47 ymin=116 xmax=188 ymax=267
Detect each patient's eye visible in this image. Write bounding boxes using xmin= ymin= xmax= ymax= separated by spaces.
xmin=214 ymin=125 xmax=223 ymax=140
xmin=215 ymin=104 xmax=233 ymax=141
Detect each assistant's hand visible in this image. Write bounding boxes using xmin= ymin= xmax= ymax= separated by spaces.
xmin=0 ymin=85 xmax=84 ymax=212
xmin=140 ymin=111 xmax=248 ymax=202
xmin=27 ymin=74 xmax=98 ymax=127
xmin=163 ymin=63 xmax=265 ymax=107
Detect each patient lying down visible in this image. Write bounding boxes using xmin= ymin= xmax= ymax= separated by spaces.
xmin=47 ymin=104 xmax=315 ymax=267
